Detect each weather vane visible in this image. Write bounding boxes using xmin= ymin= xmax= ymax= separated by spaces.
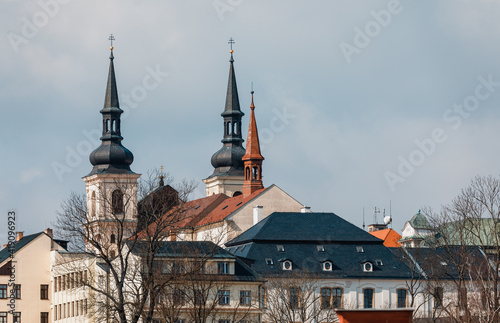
xmin=109 ymin=34 xmax=115 ymax=50
xmin=228 ymin=37 xmax=235 ymax=53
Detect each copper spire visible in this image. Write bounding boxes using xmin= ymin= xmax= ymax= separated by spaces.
xmin=242 ymin=88 xmax=264 ymax=197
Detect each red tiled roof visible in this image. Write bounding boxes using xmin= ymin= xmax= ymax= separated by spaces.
xmin=369 ymin=228 xmax=402 ymax=248
xmin=138 ymin=188 xmax=267 ymax=238
xmin=195 ymin=188 xmax=265 ymax=227
xmin=138 ymin=193 xmax=229 ymax=238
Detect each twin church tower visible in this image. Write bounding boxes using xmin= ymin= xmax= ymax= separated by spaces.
xmin=82 ymin=38 xmax=265 ymax=247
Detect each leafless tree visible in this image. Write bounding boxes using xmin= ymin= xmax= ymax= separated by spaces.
xmin=263 ymin=272 xmax=337 ymax=323
xmin=54 ymin=169 xmax=198 ymax=323
xmin=412 ymin=175 xmax=500 ymax=323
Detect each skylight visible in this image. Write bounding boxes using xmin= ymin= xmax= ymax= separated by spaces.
xmin=236 ymin=202 xmax=242 ymax=206
xmin=222 ymin=205 xmax=228 ymax=210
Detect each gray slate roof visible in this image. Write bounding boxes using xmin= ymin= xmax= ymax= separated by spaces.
xmin=226 ymin=212 xmax=382 ymax=246
xmin=0 ymin=232 xmax=43 ymax=264
xmin=225 ymin=212 xmax=412 ymax=279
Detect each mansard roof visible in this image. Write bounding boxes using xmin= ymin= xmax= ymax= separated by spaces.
xmin=131 ymin=241 xmax=262 ymax=282
xmin=226 ymin=212 xmax=382 ymax=246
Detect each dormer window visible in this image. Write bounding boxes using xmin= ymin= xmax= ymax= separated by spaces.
xmin=218 ymin=262 xmax=230 ymax=275
xmin=356 ymin=246 xmax=364 ymax=253
xmin=362 ymin=262 xmax=373 ymax=272
xmin=277 ymin=245 xmax=285 ymax=252
xmin=323 ymin=261 xmax=333 ymax=271
xmin=375 ymin=260 xmax=383 ymax=266
xmin=283 ymin=260 xmax=292 ymax=270
xmin=265 ymin=258 xmax=274 ymax=265
xmin=317 ymin=245 xmax=325 ymax=252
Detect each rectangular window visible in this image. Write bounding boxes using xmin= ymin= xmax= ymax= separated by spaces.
xmin=41 ymin=284 xmax=49 ymax=300
xmin=261 ymin=287 xmax=267 ymax=308
xmin=0 ymin=312 xmax=6 ymax=323
xmin=173 ymin=288 xmax=185 ymax=306
xmin=218 ymin=262 xmax=229 ymax=274
xmin=240 ymin=290 xmax=251 ymax=306
xmin=13 ymin=284 xmax=21 ymax=299
xmin=289 ymin=287 xmax=301 ymax=309
xmin=434 ymin=287 xmax=443 ymax=308
xmin=13 ymin=312 xmax=21 ymax=323
xmin=363 ymin=288 xmax=374 ymax=309
xmin=321 ymin=288 xmax=331 ymax=309
xmin=219 ymin=290 xmax=230 ymax=305
xmin=194 ymin=290 xmax=203 ymax=306
xmin=41 ymin=312 xmax=49 ymax=323
xmin=332 ymin=288 xmax=342 ymax=308
xmin=397 ymin=289 xmax=407 ymax=308
xmin=0 ymin=285 xmax=6 ymax=299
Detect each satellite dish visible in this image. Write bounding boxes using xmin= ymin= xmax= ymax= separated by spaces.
xmin=384 ymin=216 xmax=392 ymax=225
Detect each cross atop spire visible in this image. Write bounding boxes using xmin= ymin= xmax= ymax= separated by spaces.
xmin=159 ymin=165 xmax=165 ymax=187
xmin=109 ymin=34 xmax=115 ymax=48
xmin=228 ymin=37 xmax=235 ymax=61
xmin=108 ymin=34 xmax=115 ymax=59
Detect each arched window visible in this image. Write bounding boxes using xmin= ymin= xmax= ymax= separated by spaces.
xmin=232 ymin=122 xmax=236 ymax=135
xmin=232 ymin=191 xmax=242 ymax=197
xmin=252 ymin=166 xmax=259 ymax=180
xmin=245 ymin=167 xmax=251 ymax=181
xmin=112 ymin=190 xmax=124 ymax=214
xmin=110 ymin=234 xmax=116 ymax=244
xmin=106 ymin=119 xmax=110 ymax=133
xmin=110 ymin=250 xmax=116 ymax=258
xmin=111 ymin=119 xmax=115 ymax=132
xmin=91 ymin=191 xmax=96 ymax=218
xmin=227 ymin=121 xmax=232 ymax=135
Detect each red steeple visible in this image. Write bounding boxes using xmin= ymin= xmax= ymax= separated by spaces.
xmin=242 ymin=91 xmax=264 ymax=197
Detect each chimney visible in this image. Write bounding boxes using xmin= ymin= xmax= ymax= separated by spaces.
xmin=44 ymin=228 xmax=53 ymax=238
xmin=16 ymin=232 xmax=23 ymax=241
xmin=253 ymin=205 xmax=263 ymax=225
xmin=44 ymin=228 xmax=54 ymax=250
xmin=301 ymin=206 xmax=312 ymax=213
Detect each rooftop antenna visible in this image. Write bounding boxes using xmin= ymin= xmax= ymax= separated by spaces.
xmin=373 ymin=206 xmax=380 ymax=224
xmin=362 ymin=207 xmax=366 ymax=231
xmin=384 ymin=201 xmax=393 ymax=228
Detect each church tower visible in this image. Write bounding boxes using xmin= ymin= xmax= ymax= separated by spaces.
xmin=83 ymin=39 xmax=141 ymax=255
xmin=203 ymin=39 xmax=245 ymax=197
xmin=242 ymin=90 xmax=264 ymax=197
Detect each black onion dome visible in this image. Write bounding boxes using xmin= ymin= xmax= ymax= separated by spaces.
xmin=210 ymin=144 xmax=245 ymax=176
xmin=87 ymin=49 xmax=135 ymax=176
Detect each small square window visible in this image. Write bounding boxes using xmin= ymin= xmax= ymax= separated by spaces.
xmin=265 ymin=258 xmax=274 ymax=265
xmin=317 ymin=245 xmax=325 ymax=252
xmin=356 ymin=246 xmax=364 ymax=253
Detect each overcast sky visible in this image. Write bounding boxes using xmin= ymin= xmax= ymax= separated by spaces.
xmin=1 ymin=0 xmax=500 ymax=242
